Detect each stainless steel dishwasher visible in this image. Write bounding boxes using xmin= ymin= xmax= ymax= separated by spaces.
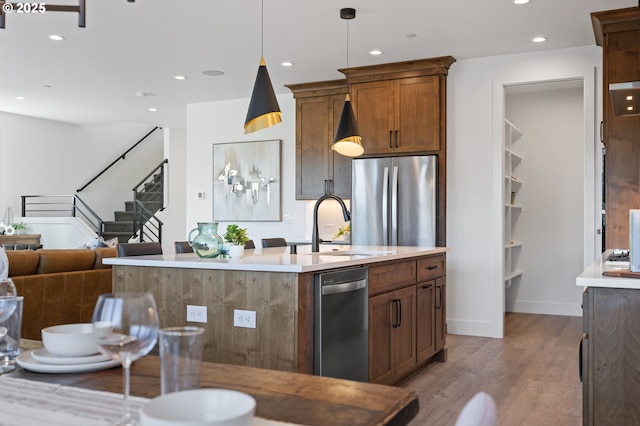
xmin=314 ymin=267 xmax=368 ymax=382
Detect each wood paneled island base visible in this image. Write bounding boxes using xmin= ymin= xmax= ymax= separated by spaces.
xmin=10 ymin=356 xmax=419 ymax=426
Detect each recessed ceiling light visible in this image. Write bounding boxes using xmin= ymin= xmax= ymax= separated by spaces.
xmin=174 ymin=75 xmax=187 ymax=80
xmin=513 ymin=0 xmax=529 ymax=4
xmin=47 ymin=34 xmax=65 ymax=41
xmin=369 ymin=50 xmax=383 ymax=56
xmin=532 ymin=36 xmax=547 ymax=43
xmin=202 ymin=70 xmax=225 ymax=77
xmin=15 ymin=96 xmax=26 ymax=100
xmin=281 ymin=61 xmax=294 ymax=67
xmin=406 ymin=34 xmax=417 ymax=39
xmin=148 ymin=108 xmax=158 ymax=112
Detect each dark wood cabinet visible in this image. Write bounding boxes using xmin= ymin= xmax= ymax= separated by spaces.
xmin=369 ymin=285 xmax=416 ymax=385
xmin=592 ymin=8 xmax=640 ymax=249
xmin=582 ymin=286 xmax=640 ymax=425
xmin=340 ymin=56 xmax=454 ymax=157
xmin=369 ymin=254 xmax=446 ymax=385
xmin=435 ymin=277 xmax=446 ymax=353
xmin=350 ymin=76 xmax=441 ymax=156
xmin=416 ymin=280 xmax=435 ymax=362
xmin=285 ymin=80 xmax=352 ymax=200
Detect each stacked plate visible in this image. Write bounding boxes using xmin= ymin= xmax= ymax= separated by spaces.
xmin=16 ymin=323 xmax=119 ymax=374
xmin=16 ymin=349 xmax=119 ymax=373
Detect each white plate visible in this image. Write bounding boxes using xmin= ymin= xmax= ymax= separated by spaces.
xmin=17 ymin=350 xmax=120 ymax=374
xmin=31 ymin=348 xmax=110 ymax=365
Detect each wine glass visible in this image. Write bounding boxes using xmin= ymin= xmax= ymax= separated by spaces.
xmin=92 ymin=293 xmax=159 ymax=426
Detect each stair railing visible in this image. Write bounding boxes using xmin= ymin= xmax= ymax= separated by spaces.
xmin=76 ymin=126 xmax=161 ymax=193
xmin=132 ymin=159 xmax=168 ymax=242
xmin=21 ymin=194 xmax=105 ymax=236
xmin=133 ymin=200 xmax=163 ymax=242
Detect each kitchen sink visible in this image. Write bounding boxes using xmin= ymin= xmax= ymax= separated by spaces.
xmin=309 ymin=250 xmax=394 ymax=256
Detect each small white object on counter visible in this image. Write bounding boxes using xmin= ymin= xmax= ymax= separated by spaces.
xmin=631 ymin=210 xmax=640 ymax=272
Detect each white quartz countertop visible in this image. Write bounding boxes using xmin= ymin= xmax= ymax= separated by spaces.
xmin=577 ymin=250 xmax=640 ymax=289
xmin=103 ymin=245 xmax=448 ymax=273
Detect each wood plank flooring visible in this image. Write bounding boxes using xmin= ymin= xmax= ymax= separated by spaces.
xmin=401 ymin=313 xmax=582 ymax=425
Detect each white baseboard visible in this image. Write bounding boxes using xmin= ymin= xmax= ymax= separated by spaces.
xmin=446 ymin=318 xmax=502 ymax=338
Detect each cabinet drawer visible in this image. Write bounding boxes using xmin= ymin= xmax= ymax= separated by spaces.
xmin=417 ymin=255 xmax=445 ymax=282
xmin=369 ymin=260 xmax=416 ymax=296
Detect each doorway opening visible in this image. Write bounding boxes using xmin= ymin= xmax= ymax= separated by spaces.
xmin=494 ymin=70 xmax=599 ymax=337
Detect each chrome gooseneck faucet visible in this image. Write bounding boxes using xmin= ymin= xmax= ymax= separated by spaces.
xmin=312 ymin=194 xmax=351 ymax=253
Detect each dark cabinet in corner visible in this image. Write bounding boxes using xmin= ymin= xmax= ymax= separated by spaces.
xmin=582 ymin=286 xmax=640 ymax=425
xmin=285 ymin=80 xmax=352 ymax=200
xmin=592 ymin=8 xmax=640 ymax=249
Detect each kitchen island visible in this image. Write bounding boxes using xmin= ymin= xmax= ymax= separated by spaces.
xmin=577 ymin=252 xmax=640 ymax=425
xmin=105 ymin=244 xmax=448 ymax=384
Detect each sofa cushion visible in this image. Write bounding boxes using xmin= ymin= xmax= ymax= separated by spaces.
xmin=36 ymin=249 xmax=96 ymax=274
xmin=93 ymin=247 xmax=117 ymax=269
xmin=6 ymin=250 xmax=40 ymax=277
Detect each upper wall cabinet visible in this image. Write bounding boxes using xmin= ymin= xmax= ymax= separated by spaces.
xmin=340 ymin=56 xmax=456 ymax=156
xmin=285 ymin=80 xmax=352 ymax=200
xmin=592 ymin=8 xmax=640 ymax=249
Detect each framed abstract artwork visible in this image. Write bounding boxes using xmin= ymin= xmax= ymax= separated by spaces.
xmin=212 ymin=139 xmax=281 ymax=221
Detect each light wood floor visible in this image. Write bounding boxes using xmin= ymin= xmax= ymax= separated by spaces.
xmin=401 ymin=313 xmax=582 ymax=425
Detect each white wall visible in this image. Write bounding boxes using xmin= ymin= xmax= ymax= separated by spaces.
xmin=185 ymin=94 xmax=325 ymax=246
xmin=0 ymin=113 xmax=163 ymax=221
xmin=447 ymin=45 xmax=601 ymax=338
xmin=504 ymin=83 xmax=585 ymax=316
xmin=159 ymin=127 xmax=187 ymax=254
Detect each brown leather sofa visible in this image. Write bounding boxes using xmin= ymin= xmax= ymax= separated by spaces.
xmin=6 ymin=247 xmax=117 ymax=340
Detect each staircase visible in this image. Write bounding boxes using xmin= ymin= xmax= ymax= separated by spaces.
xmin=102 ymin=173 xmax=164 ymax=243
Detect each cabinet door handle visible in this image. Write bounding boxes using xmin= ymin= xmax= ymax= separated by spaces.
xmin=389 ymin=130 xmax=393 ymax=148
xmin=427 ymin=265 xmax=438 ymax=270
xmin=397 ymin=299 xmax=402 ymax=328
xmin=421 ymin=284 xmax=433 ymax=289
xmin=395 ymin=130 xmax=399 ymax=148
xmin=324 ymin=180 xmax=329 ymax=195
xmin=391 ymin=299 xmax=400 ymax=328
xmin=435 ymin=286 xmax=442 ymax=309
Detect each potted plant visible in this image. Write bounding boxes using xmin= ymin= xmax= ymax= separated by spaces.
xmin=332 ymin=223 xmax=350 ymax=241
xmin=223 ymin=224 xmax=250 ymax=258
xmin=12 ymin=222 xmax=27 ymax=235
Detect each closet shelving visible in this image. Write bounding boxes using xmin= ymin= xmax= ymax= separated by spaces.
xmin=504 ymin=119 xmax=523 ymax=288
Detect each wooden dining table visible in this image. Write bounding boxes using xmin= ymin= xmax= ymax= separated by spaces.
xmin=9 ymin=355 xmax=419 ymax=426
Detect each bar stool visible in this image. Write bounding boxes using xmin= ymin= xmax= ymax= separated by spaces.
xmin=261 ymin=238 xmax=287 ymax=248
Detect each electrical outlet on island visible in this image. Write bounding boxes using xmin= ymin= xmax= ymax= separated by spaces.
xmin=187 ymin=305 xmax=207 ymax=323
xmin=234 ymin=309 xmax=256 ymax=328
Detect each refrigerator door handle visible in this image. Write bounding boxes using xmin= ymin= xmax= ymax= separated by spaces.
xmin=382 ymin=167 xmax=389 ymax=246
xmin=391 ymin=166 xmax=398 ymax=246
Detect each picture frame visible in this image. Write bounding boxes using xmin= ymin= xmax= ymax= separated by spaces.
xmin=212 ymin=139 xmax=281 ymax=221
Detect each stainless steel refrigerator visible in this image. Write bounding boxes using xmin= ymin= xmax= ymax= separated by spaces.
xmin=351 ymin=155 xmax=436 ymax=246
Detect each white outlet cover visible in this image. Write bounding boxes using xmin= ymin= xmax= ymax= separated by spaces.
xmin=187 ymin=305 xmax=207 ymax=323
xmin=233 ymin=309 xmax=256 ymax=329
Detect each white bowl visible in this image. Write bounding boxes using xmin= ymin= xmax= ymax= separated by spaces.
xmin=140 ymin=389 xmax=256 ymax=426
xmin=41 ymin=323 xmax=100 ymax=357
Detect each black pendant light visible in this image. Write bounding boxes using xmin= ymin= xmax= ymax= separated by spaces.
xmin=244 ymin=0 xmax=282 ymax=134
xmin=332 ymin=7 xmax=363 ymax=157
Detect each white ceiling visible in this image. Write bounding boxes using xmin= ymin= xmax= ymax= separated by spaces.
xmin=0 ymin=0 xmax=636 ymax=129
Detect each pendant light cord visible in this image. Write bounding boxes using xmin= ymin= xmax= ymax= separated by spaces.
xmin=261 ymin=0 xmax=264 ymax=56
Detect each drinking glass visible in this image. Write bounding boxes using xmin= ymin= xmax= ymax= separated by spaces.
xmin=0 ymin=278 xmax=17 ymax=324
xmin=92 ymin=293 xmax=159 ymax=426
